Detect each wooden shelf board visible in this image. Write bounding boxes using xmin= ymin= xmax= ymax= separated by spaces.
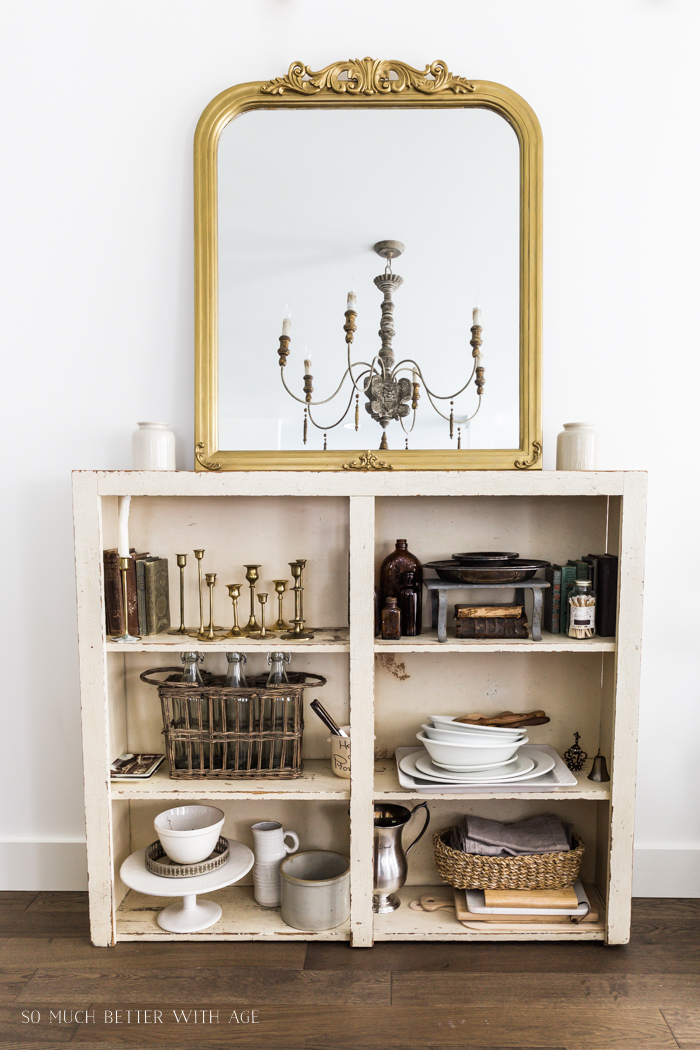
xmin=375 ymin=629 xmax=616 ymax=653
xmin=373 ymin=760 xmax=611 ymax=801
xmin=116 ymin=884 xmax=350 ymax=941
xmin=105 ymin=627 xmax=349 ymax=653
xmin=373 ymin=885 xmax=606 ymax=941
xmin=111 ymin=760 xmax=349 ymax=800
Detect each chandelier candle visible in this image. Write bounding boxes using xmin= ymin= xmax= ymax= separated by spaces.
xmin=275 ymin=240 xmax=486 ymax=450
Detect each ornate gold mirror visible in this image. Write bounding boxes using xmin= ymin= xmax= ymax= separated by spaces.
xmin=194 ymin=59 xmax=541 ymax=471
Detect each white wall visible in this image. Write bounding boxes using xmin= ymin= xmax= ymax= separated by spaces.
xmin=2 ymin=0 xmax=698 ymax=892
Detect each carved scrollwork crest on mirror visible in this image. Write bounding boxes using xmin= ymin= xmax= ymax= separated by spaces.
xmin=194 ymin=59 xmax=542 ymax=471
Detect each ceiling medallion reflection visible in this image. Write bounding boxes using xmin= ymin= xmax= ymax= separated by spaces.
xmin=261 ymin=58 xmax=475 ymax=97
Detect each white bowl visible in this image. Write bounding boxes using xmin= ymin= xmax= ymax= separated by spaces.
xmin=429 ymin=715 xmax=530 ymax=736
xmin=422 ymin=723 xmax=524 ymax=744
xmin=430 ymin=754 xmax=519 ymax=773
xmin=154 ymin=805 xmax=225 ymax=864
xmin=416 ymin=731 xmax=527 ymax=767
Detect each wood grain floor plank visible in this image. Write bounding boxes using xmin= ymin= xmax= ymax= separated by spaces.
xmin=0 ymin=937 xmax=307 ymax=970
xmin=0 ymin=1004 xmax=77 ymax=1043
xmin=17 ymin=968 xmax=389 ymax=1005
xmin=26 ymin=892 xmax=89 ymax=913
xmin=62 ymin=1005 xmax=678 ymax=1048
xmin=304 ymin=939 xmax=700 ymax=973
xmin=0 ymin=970 xmax=36 ymax=1002
xmin=0 ymin=908 xmax=89 ymax=939
xmin=393 ymin=972 xmax=700 ymax=1008
xmin=0 ymin=893 xmax=38 ymax=909
xmin=661 ymin=1008 xmax=700 ymax=1046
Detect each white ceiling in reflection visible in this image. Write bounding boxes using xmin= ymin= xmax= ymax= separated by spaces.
xmin=218 ymin=107 xmax=520 ymax=452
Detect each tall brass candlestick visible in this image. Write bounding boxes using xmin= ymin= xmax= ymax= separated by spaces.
xmin=226 ymin=583 xmax=243 ymax=638
xmin=242 ymin=565 xmax=261 ymax=634
xmin=272 ymin=579 xmax=290 ymax=631
xmin=282 ymin=559 xmax=314 ymax=640
xmin=168 ymin=554 xmax=193 ymax=635
xmin=191 ymin=549 xmax=205 ymax=637
xmin=249 ymin=592 xmax=275 ymax=638
xmin=111 ymin=556 xmax=141 ymax=642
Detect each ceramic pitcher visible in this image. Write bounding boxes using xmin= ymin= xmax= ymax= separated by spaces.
xmin=251 ymin=821 xmax=299 ymax=907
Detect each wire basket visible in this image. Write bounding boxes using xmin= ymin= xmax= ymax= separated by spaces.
xmin=432 ymin=828 xmax=585 ymax=890
xmin=140 ymin=668 xmax=326 ymax=779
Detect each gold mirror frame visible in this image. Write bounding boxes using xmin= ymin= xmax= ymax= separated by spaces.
xmin=194 ymin=59 xmax=542 ymax=471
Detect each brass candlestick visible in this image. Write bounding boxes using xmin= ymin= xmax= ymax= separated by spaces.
xmin=242 ymin=564 xmax=261 ymax=634
xmin=249 ymin=593 xmax=275 ymax=638
xmin=272 ymin=579 xmax=291 ymax=631
xmin=189 ymin=549 xmax=222 ymax=636
xmin=227 ymin=583 xmax=243 ymax=638
xmin=168 ymin=554 xmax=194 ymax=635
xmin=282 ymin=559 xmax=314 ymax=640
xmin=111 ymin=556 xmax=141 ymax=642
xmin=198 ymin=573 xmax=219 ymax=641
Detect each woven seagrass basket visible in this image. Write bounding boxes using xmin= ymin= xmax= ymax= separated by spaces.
xmin=432 ymin=827 xmax=585 ymax=890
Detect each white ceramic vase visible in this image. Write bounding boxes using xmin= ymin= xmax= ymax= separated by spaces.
xmin=328 ymin=726 xmax=352 ymax=780
xmin=556 ymin=422 xmax=597 ymax=470
xmin=132 ymin=422 xmax=176 ymax=470
xmin=251 ymin=821 xmax=299 ymax=907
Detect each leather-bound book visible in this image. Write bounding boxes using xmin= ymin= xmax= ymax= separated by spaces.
xmin=144 ymin=557 xmax=171 ymax=635
xmin=103 ymin=549 xmax=147 ymax=636
xmin=587 ymin=553 xmax=618 ymax=637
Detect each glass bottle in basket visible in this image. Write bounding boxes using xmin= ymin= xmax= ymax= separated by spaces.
xmin=177 ymin=652 xmax=206 ymax=770
xmin=567 ymin=579 xmax=596 ymax=639
xmin=266 ymin=652 xmax=292 ymax=769
xmin=224 ymin=652 xmax=250 ymax=770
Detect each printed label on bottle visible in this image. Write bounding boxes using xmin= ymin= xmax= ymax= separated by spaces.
xmin=571 ymin=607 xmax=595 ymax=629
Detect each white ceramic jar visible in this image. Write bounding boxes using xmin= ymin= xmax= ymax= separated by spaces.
xmin=132 ymin=422 xmax=176 ymax=470
xmin=328 ymin=726 xmax=351 ymax=779
xmin=556 ymin=422 xmax=597 ymax=470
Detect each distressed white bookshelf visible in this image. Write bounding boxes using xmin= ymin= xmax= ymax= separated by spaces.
xmin=72 ymin=469 xmax=646 ymax=947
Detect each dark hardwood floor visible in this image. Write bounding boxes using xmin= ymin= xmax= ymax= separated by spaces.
xmin=1 ymin=893 xmax=698 ymax=1049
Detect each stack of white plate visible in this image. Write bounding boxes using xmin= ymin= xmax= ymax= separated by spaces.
xmin=405 ymin=716 xmax=555 ymax=785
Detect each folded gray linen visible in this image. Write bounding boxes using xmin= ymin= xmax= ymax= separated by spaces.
xmin=450 ymin=814 xmax=572 ymax=856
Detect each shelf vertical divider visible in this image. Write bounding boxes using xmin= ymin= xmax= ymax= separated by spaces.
xmin=72 ymin=472 xmax=115 ymax=945
xmin=606 ymin=471 xmax=647 ymax=943
xmin=348 ymin=495 xmax=376 ymax=947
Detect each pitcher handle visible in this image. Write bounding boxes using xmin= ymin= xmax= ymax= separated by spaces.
xmin=284 ymin=830 xmax=299 ymax=854
xmin=405 ymin=802 xmax=430 ymax=855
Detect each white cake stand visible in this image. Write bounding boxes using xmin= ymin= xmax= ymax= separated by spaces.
xmin=120 ymin=839 xmax=254 ymax=932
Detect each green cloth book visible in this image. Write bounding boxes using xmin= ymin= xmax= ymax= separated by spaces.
xmin=544 ymin=565 xmax=561 ymax=634
xmin=559 ymin=563 xmax=578 ymax=634
xmin=144 ymin=558 xmax=171 ymax=635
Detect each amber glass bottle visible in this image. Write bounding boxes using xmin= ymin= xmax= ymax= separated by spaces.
xmin=379 ymin=539 xmax=422 ymax=629
xmin=399 ymin=571 xmax=420 ymax=636
xmin=381 ymin=597 xmax=401 ymax=640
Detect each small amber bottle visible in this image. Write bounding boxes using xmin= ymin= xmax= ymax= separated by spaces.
xmin=381 ymin=597 xmax=401 ymax=640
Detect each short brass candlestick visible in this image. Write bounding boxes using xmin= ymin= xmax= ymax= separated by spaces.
xmin=198 ymin=573 xmax=219 ymax=641
xmin=282 ymin=559 xmax=314 ymax=640
xmin=169 ymin=554 xmax=195 ymax=635
xmin=226 ymin=583 xmax=243 ymax=638
xmin=272 ymin=579 xmax=291 ymax=631
xmin=111 ymin=556 xmax=141 ymax=642
xmin=242 ymin=564 xmax=261 ymax=634
xmin=249 ymin=593 xmax=275 ymax=638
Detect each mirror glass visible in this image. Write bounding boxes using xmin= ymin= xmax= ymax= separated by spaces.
xmin=218 ymin=107 xmax=519 ymax=453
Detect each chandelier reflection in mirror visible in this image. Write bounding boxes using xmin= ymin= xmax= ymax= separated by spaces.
xmin=275 ymin=241 xmax=485 ymax=451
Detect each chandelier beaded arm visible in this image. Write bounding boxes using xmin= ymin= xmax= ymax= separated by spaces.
xmin=276 ymin=239 xmax=486 ymax=449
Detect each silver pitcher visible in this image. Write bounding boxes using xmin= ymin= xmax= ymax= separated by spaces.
xmin=373 ymin=802 xmax=430 ymax=913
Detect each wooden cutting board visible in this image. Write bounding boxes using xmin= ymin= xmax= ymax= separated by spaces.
xmin=484 ymin=886 xmax=579 ymax=909
xmin=454 ymin=884 xmax=599 ymax=924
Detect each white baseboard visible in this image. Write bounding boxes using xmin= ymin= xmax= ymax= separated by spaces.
xmin=0 ymin=841 xmax=88 ymax=890
xmin=1 ymin=841 xmax=698 ymax=896
xmin=632 ymin=848 xmax=700 ymax=897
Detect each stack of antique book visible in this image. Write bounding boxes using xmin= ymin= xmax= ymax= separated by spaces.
xmin=103 ymin=549 xmax=171 ymax=636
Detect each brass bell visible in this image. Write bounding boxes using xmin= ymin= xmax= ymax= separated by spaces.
xmin=587 ymin=749 xmax=610 ymax=782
